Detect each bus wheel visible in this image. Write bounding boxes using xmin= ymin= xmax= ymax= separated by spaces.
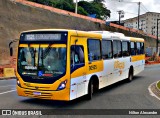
xmin=127 ymin=68 xmax=133 ymax=82
xmin=86 ymin=80 xmax=94 ymax=100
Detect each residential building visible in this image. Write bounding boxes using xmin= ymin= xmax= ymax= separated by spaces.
xmin=123 ymin=12 xmax=160 ymax=37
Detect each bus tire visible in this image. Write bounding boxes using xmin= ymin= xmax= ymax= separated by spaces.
xmin=127 ymin=68 xmax=133 ymax=82
xmin=86 ymin=80 xmax=94 ymax=100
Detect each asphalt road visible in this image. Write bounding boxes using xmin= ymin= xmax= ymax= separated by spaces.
xmin=0 ymin=64 xmax=160 ymax=118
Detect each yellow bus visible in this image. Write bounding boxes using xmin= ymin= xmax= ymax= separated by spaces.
xmin=11 ymin=29 xmax=145 ymax=101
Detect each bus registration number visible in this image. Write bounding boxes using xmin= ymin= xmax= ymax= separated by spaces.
xmin=33 ymin=92 xmax=41 ymax=95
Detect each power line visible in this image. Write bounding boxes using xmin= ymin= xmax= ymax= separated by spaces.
xmin=106 ymin=0 xmax=151 ymax=23
xmin=107 ymin=0 xmax=149 ymax=13
xmin=125 ymin=12 xmax=138 ymax=15
xmin=109 ymin=8 xmax=138 ymax=15
xmin=141 ymin=3 xmax=150 ymax=12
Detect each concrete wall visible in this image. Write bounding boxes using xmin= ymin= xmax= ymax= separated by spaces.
xmin=0 ymin=0 xmax=157 ymax=65
xmin=0 ymin=0 xmax=103 ymax=64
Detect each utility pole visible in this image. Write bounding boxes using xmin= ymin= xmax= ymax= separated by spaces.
xmin=138 ymin=2 xmax=141 ymax=30
xmin=75 ymin=0 xmax=78 ymax=14
xmin=157 ymin=19 xmax=160 ymax=54
xmin=118 ymin=11 xmax=121 ymax=25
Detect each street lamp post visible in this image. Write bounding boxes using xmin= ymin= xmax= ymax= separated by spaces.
xmin=75 ymin=0 xmax=78 ymax=14
xmin=156 ymin=19 xmax=160 ymax=54
xmin=117 ymin=10 xmax=124 ymax=25
xmin=118 ymin=11 xmax=121 ymax=25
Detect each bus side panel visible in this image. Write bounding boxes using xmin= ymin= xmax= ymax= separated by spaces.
xmin=98 ymin=56 xmax=131 ymax=89
xmin=99 ymin=59 xmax=114 ymax=88
xmin=70 ymin=61 xmax=104 ymax=100
xmin=131 ymin=55 xmax=145 ymax=75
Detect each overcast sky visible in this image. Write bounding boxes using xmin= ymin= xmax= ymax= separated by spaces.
xmin=104 ymin=0 xmax=160 ymax=21
xmin=74 ymin=0 xmax=160 ymax=21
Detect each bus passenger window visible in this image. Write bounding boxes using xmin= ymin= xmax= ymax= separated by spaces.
xmin=113 ymin=40 xmax=122 ymax=58
xmin=140 ymin=42 xmax=144 ymax=54
xmin=130 ymin=42 xmax=136 ymax=55
xmin=137 ymin=42 xmax=141 ymax=55
xmin=71 ymin=45 xmax=84 ymax=65
xmin=102 ymin=40 xmax=113 ymax=59
xmin=122 ymin=41 xmax=130 ymax=56
xmin=88 ymin=39 xmax=101 ymax=61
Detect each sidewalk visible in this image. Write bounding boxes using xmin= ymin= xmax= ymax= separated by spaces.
xmin=149 ymin=82 xmax=160 ymax=101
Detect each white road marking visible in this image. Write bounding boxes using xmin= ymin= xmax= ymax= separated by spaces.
xmin=148 ymin=82 xmax=160 ymax=101
xmin=0 ymin=90 xmax=16 ymax=95
xmin=0 ymin=85 xmax=16 ymax=88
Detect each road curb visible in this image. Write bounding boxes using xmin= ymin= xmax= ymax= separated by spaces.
xmin=156 ymin=81 xmax=160 ymax=91
xmin=145 ymin=63 xmax=160 ymax=67
xmin=0 ymin=77 xmax=16 ymax=80
xmin=148 ymin=81 xmax=160 ymax=101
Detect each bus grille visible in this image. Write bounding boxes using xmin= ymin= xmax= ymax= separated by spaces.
xmin=24 ymin=90 xmax=52 ymax=99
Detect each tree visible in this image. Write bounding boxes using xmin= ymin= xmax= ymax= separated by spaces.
xmin=28 ymin=0 xmax=57 ymax=6
xmin=78 ymin=1 xmax=111 ymax=20
xmin=93 ymin=0 xmax=105 ymax=3
xmin=77 ymin=6 xmax=89 ymax=16
xmin=29 ymin=0 xmax=111 ymax=20
xmin=55 ymin=0 xmax=74 ymax=12
xmin=92 ymin=2 xmax=111 ymax=20
xmin=78 ymin=1 xmax=95 ymax=15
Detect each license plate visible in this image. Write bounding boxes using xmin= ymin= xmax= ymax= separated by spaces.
xmin=33 ymin=92 xmax=41 ymax=95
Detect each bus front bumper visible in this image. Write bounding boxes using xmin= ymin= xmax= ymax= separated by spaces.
xmin=16 ymin=85 xmax=70 ymax=101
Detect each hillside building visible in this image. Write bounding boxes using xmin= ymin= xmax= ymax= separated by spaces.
xmin=124 ymin=12 xmax=160 ymax=37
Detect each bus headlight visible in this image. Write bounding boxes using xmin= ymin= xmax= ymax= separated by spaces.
xmin=17 ymin=79 xmax=21 ymax=87
xmin=57 ymin=80 xmax=67 ymax=90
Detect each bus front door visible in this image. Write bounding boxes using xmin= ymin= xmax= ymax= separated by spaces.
xmin=70 ymin=37 xmax=87 ymax=99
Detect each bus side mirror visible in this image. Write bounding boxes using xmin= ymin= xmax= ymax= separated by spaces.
xmin=9 ymin=39 xmax=18 ymax=57
xmin=10 ymin=47 xmax=13 ymax=56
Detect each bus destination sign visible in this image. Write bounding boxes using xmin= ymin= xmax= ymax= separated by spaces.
xmin=24 ymin=34 xmax=62 ymax=41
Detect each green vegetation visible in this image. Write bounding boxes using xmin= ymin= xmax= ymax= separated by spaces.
xmin=157 ymin=81 xmax=160 ymax=89
xmin=28 ymin=0 xmax=110 ymax=20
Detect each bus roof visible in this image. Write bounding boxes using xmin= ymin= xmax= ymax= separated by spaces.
xmin=129 ymin=37 xmax=144 ymax=42
xmin=89 ymin=31 xmax=130 ymax=41
xmin=89 ymin=31 xmax=145 ymax=42
xmin=22 ymin=29 xmax=74 ymax=33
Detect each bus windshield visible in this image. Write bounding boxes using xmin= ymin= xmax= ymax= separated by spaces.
xmin=18 ymin=45 xmax=66 ymax=82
